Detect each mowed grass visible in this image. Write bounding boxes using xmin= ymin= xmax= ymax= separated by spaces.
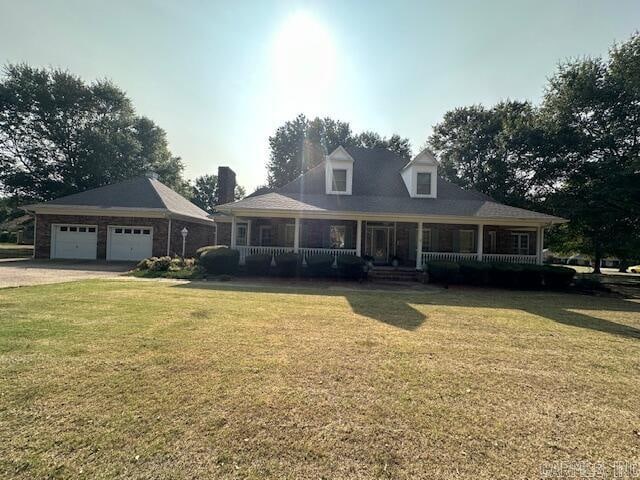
xmin=0 ymin=280 xmax=639 ymax=479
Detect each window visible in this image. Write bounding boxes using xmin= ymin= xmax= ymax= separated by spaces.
xmin=459 ymin=230 xmax=475 ymax=253
xmin=330 ymin=225 xmax=346 ymax=249
xmin=259 ymin=225 xmax=272 ymax=246
xmin=511 ymin=232 xmax=530 ymax=255
xmin=285 ymin=224 xmax=295 ymax=247
xmin=133 ymin=229 xmax=141 ymax=234
xmin=115 ymin=228 xmax=123 ymax=234
xmin=416 ymin=172 xmax=432 ymax=195
xmin=488 ymin=231 xmax=497 ymax=253
xmin=79 ymin=227 xmax=87 ymax=233
xmin=69 ymin=226 xmax=77 ymax=232
xmin=88 ymin=227 xmax=96 ymax=233
xmin=421 ymin=228 xmax=432 ymax=252
xmin=60 ymin=226 xmax=68 ymax=232
xmin=124 ymin=228 xmax=132 ymax=234
xmin=331 ymin=169 xmax=347 ymax=192
xmin=142 ymin=229 xmax=150 ymax=235
xmin=236 ymin=223 xmax=248 ymax=246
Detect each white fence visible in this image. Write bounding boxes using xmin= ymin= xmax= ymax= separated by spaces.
xmin=421 ymin=252 xmax=538 ymax=265
xmin=236 ymin=246 xmax=357 ymax=266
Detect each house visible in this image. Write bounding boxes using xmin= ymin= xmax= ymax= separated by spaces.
xmin=23 ymin=173 xmax=223 ymax=261
xmin=214 ymin=146 xmax=567 ymax=268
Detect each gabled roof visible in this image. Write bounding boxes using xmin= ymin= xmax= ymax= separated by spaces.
xmin=218 ymin=146 xmax=566 ymax=224
xmin=25 ymin=176 xmax=212 ymax=223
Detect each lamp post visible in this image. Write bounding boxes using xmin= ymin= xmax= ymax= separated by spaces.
xmin=181 ymin=227 xmax=188 ymax=258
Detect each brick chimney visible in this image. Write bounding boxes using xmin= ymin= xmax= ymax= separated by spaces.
xmin=217 ymin=166 xmax=236 ymax=205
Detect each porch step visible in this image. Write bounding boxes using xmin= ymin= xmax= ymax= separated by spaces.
xmin=368 ymin=267 xmax=419 ymax=282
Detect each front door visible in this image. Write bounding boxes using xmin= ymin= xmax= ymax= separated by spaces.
xmin=370 ymin=227 xmax=389 ymax=264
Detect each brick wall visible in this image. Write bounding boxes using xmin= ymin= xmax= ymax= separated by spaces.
xmin=35 ymin=214 xmax=169 ymax=259
xmin=168 ymin=219 xmax=216 ymax=257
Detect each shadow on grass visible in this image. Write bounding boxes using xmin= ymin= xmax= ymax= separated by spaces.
xmin=171 ymin=281 xmax=640 ymax=338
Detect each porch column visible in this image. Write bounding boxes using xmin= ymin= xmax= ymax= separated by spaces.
xmin=294 ymin=218 xmax=300 ymax=253
xmin=230 ymin=215 xmax=237 ymax=248
xmin=416 ymin=221 xmax=423 ymax=270
xmin=246 ymin=220 xmax=252 ymax=246
xmin=356 ymin=220 xmax=362 ymax=257
xmin=536 ymin=226 xmax=544 ymax=265
xmin=477 ymin=224 xmax=484 ymax=262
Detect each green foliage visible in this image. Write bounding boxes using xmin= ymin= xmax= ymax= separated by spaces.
xmin=542 ymin=266 xmax=575 ymax=289
xmin=305 ymin=254 xmax=335 ymax=277
xmin=191 ymin=174 xmax=245 ymax=213
xmin=459 ymin=261 xmax=491 ymax=285
xmin=0 ymin=230 xmax=16 ymax=243
xmin=489 ymin=263 xmax=523 ymax=288
xmin=427 ymin=261 xmax=460 ymax=284
xmin=196 ymin=245 xmax=223 ymax=257
xmin=149 ymin=256 xmax=172 ymax=272
xmin=136 ymin=258 xmax=153 ymax=270
xmin=267 ymin=114 xmax=412 ymax=187
xmin=336 ymin=254 xmax=366 ymax=280
xmin=199 ymin=247 xmax=239 ymax=275
xmin=274 ymin=253 xmax=300 ymax=277
xmin=245 ymin=254 xmax=272 ymax=276
xmin=0 ymin=63 xmax=186 ymax=202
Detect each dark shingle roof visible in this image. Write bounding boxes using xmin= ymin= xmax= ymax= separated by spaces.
xmin=219 ymin=146 xmax=564 ymax=223
xmin=31 ymin=176 xmax=212 ymax=222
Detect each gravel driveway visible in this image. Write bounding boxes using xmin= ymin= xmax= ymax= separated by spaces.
xmin=0 ymin=259 xmax=132 ymax=288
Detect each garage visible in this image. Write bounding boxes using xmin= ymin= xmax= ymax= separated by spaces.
xmin=51 ymin=224 xmax=97 ymax=260
xmin=107 ymin=226 xmax=153 ymax=261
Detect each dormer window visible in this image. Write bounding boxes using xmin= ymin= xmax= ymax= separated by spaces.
xmin=416 ymin=172 xmax=432 ymax=195
xmin=331 ymin=169 xmax=347 ymax=192
xmin=325 ymin=146 xmax=354 ymax=195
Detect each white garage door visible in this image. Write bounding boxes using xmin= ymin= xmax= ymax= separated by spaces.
xmin=51 ymin=225 xmax=97 ymax=260
xmin=107 ymin=226 xmax=153 ymax=261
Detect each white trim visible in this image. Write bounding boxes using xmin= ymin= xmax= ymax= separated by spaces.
xmin=325 ymin=146 xmax=354 ymax=195
xmin=356 ymin=219 xmax=362 ymax=257
xmin=32 ymin=215 xmax=37 ymax=259
xmin=220 ymin=209 xmax=563 ymax=227
xmin=26 ymin=206 xmax=214 ymax=225
xmin=167 ymin=218 xmax=172 ymax=256
xmin=477 ymin=224 xmax=484 ymax=261
xmin=416 ymin=221 xmax=423 ymax=269
xmin=293 ymin=219 xmax=300 ymax=253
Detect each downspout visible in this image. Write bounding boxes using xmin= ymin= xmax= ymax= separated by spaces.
xmin=32 ymin=214 xmax=37 ymax=259
xmin=166 ymin=217 xmax=172 ymax=256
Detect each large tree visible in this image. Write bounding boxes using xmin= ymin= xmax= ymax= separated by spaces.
xmin=0 ymin=64 xmax=186 ymax=202
xmin=427 ymin=33 xmax=640 ymax=272
xmin=267 ymin=114 xmax=412 ymax=188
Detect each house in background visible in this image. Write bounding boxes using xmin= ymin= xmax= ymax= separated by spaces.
xmin=23 ymin=174 xmax=218 ymax=260
xmin=214 ymin=146 xmax=567 ymax=268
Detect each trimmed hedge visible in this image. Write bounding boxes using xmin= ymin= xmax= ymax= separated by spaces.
xmin=306 ymin=254 xmax=335 ymax=277
xmin=459 ymin=261 xmax=491 ymax=285
xmin=246 ymin=253 xmax=272 ymax=276
xmin=199 ymin=246 xmax=239 ymax=275
xmin=427 ymin=261 xmax=460 ymax=284
xmin=426 ymin=260 xmax=575 ymax=290
xmin=337 ymin=254 xmax=366 ymax=280
xmin=275 ymin=253 xmax=300 ymax=277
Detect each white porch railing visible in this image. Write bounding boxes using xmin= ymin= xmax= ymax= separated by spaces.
xmin=421 ymin=252 xmax=538 ymax=264
xmin=236 ymin=246 xmax=357 ymax=266
xmin=421 ymin=252 xmax=478 ymax=263
xmin=482 ymin=254 xmax=537 ymax=264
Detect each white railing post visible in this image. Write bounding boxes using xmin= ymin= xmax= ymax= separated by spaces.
xmin=416 ymin=221 xmax=423 ymax=270
xmin=356 ymin=220 xmax=362 ymax=257
xmin=477 ymin=224 xmax=484 ymax=262
xmin=536 ymin=227 xmax=544 ymax=265
xmin=294 ymin=218 xmax=300 ymax=254
xmin=230 ymin=216 xmax=237 ymax=249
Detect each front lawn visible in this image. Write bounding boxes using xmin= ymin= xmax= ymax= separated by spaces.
xmin=1 ymin=280 xmax=639 ymax=478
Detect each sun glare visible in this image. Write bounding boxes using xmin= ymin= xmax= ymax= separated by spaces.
xmin=270 ymin=11 xmax=337 ymax=114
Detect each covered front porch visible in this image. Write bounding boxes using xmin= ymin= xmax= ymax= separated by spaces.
xmin=220 ymin=216 xmax=545 ymax=268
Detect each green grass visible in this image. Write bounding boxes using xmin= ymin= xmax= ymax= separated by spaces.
xmin=0 ymin=243 xmax=32 ymax=259
xmin=1 ymin=279 xmax=639 ymax=479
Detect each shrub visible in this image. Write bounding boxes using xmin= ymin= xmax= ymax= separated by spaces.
xmin=0 ymin=231 xmax=17 ymax=243
xmin=459 ymin=261 xmax=491 ymax=285
xmin=542 ymin=265 xmax=575 ymax=289
xmin=337 ymin=254 xmax=366 ymax=280
xmin=427 ymin=261 xmax=460 ymax=284
xmin=519 ymin=264 xmax=545 ymax=289
xmin=306 ymin=254 xmax=334 ymax=277
xmin=245 ymin=253 xmax=272 ymax=276
xmin=196 ymin=245 xmax=222 ymax=258
xmin=490 ymin=262 xmax=523 ymax=288
xmin=169 ymin=257 xmax=185 ymax=271
xmin=274 ymin=253 xmax=300 ymax=277
xmin=149 ymin=256 xmax=172 ymax=272
xmin=199 ymin=247 xmax=239 ymax=275
xmin=136 ymin=258 xmax=153 ymax=270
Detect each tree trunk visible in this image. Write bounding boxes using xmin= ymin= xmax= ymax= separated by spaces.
xmin=618 ymin=259 xmax=628 ymax=273
xmin=592 ymin=248 xmax=602 ymax=274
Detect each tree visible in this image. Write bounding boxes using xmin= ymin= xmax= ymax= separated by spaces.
xmin=267 ymin=114 xmax=412 ymax=188
xmin=191 ymin=174 xmax=245 ymax=213
xmin=0 ymin=64 xmax=186 ymax=203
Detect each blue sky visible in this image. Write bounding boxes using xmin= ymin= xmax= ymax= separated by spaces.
xmin=1 ymin=0 xmax=638 ymax=192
